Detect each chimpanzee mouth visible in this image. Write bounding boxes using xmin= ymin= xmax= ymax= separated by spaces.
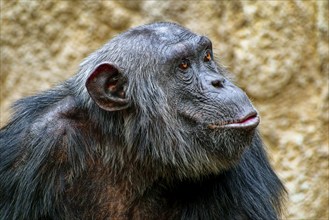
xmin=208 ymin=112 xmax=260 ymax=130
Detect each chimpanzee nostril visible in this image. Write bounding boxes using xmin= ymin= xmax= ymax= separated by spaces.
xmin=211 ymin=79 xmax=223 ymax=88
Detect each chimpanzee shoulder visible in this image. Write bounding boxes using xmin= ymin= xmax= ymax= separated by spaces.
xmin=0 ymin=85 xmax=96 ymax=219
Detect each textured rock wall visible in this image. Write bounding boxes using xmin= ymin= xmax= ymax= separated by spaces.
xmin=1 ymin=1 xmax=328 ymax=219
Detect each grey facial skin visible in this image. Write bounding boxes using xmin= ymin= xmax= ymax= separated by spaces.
xmin=0 ymin=22 xmax=285 ymax=220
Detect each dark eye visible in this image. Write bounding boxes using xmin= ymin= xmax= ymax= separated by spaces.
xmin=204 ymin=51 xmax=212 ymax=62
xmin=179 ymin=58 xmax=190 ymax=70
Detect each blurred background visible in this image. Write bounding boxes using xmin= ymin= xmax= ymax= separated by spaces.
xmin=0 ymin=0 xmax=328 ymax=219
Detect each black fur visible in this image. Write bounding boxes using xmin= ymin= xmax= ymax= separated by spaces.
xmin=0 ymin=22 xmax=285 ymax=220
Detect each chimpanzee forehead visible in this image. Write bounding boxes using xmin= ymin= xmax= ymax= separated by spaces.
xmin=120 ymin=23 xmax=212 ymax=63
xmin=152 ymin=35 xmax=211 ymax=64
xmin=150 ymin=24 xmax=199 ymax=44
xmin=126 ymin=23 xmax=197 ymax=44
xmin=152 ymin=25 xmax=195 ymax=40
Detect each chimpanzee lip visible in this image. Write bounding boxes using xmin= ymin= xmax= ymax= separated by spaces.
xmin=208 ymin=112 xmax=260 ymax=130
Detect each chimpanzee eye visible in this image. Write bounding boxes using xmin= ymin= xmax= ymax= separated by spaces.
xmin=204 ymin=51 xmax=212 ymax=62
xmin=179 ymin=59 xmax=190 ymax=70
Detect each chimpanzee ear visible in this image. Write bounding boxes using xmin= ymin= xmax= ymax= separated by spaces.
xmin=86 ymin=62 xmax=129 ymax=111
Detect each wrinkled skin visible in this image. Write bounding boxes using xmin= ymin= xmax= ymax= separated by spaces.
xmin=0 ymin=22 xmax=285 ymax=220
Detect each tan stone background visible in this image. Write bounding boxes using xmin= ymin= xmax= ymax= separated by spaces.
xmin=0 ymin=0 xmax=328 ymax=219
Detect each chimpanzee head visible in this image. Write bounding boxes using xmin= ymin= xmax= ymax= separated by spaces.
xmin=83 ymin=22 xmax=259 ymax=178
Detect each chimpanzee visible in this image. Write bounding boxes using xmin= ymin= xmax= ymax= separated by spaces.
xmin=0 ymin=22 xmax=285 ymax=220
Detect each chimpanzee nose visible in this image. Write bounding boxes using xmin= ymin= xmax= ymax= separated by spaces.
xmin=204 ymin=73 xmax=226 ymax=89
xmin=211 ymin=79 xmax=223 ymax=88
xmin=211 ymin=76 xmax=226 ymax=89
